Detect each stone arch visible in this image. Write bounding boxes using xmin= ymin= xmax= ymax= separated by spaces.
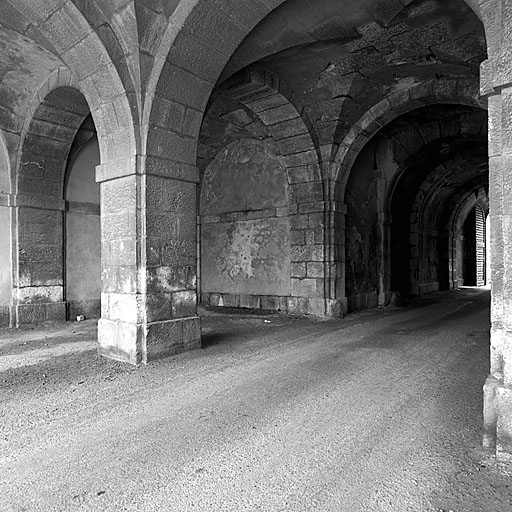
xmin=143 ymin=0 xmax=283 ymax=147
xmin=2 ymin=0 xmax=137 ymax=162
xmin=220 ymin=66 xmax=323 ymax=190
xmin=333 ymin=78 xmax=484 ymax=201
xmin=406 ymin=151 xmax=487 ymax=296
xmin=199 ymin=66 xmax=327 ymax=315
xmin=13 ymin=83 xmax=94 ymax=325
xmin=145 ymin=0 xmax=488 ymax=125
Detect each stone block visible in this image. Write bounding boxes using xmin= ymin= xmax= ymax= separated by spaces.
xmin=284 ymin=150 xmax=319 ymax=168
xmin=183 ymin=317 xmax=202 ymax=350
xmin=305 ymin=229 xmax=315 ymax=245
xmin=290 ymin=214 xmax=309 ymax=230
xmin=239 ymin=294 xmax=261 ymax=309
xmin=16 ymin=301 xmax=66 ymax=324
xmin=145 ymin=157 xmax=199 ymax=183
xmin=307 ymin=262 xmax=324 ymax=278
xmin=291 ymin=245 xmax=324 ymax=262
xmin=207 ymin=293 xmax=221 ymax=306
xmin=18 ymin=285 xmax=63 ymax=304
xmin=219 ymin=293 xmax=239 ymax=308
xmin=496 ymin=384 xmax=512 ymax=461
xmin=291 ymin=278 xmax=322 ymax=298
xmin=246 ymin=93 xmax=287 ymax=113
xmin=291 ymin=262 xmax=307 ymax=278
xmin=246 ymin=208 xmax=276 ymax=220
xmin=98 ymin=318 xmax=141 ymax=364
xmin=146 ymin=266 xmax=196 ymax=294
xmin=147 ymin=127 xmax=196 ymax=164
xmin=290 ymin=229 xmax=306 ymax=245
xmin=258 ymin=103 xmax=298 ymax=125
xmin=277 ymin=134 xmax=315 ymax=156
xmin=171 ymin=290 xmax=197 ymax=318
xmin=146 ymin=292 xmax=173 ymax=323
xmin=167 ymin=29 xmax=227 ymax=82
xmin=102 ymin=292 xmax=139 ymax=323
xmin=160 ymin=239 xmax=196 ymax=266
xmin=0 ymin=306 xmax=10 ymax=327
xmin=261 ymin=295 xmax=287 ymax=312
xmin=306 ymin=298 xmax=326 ymax=316
xmin=291 ymin=182 xmax=324 ymax=203
xmin=144 ymin=318 xmax=190 ymax=362
xmin=271 ymin=117 xmax=309 ymax=140
xmin=152 ymin=97 xmax=186 ymax=130
xmin=183 ymin=107 xmax=203 ymax=138
xmin=157 ymin=62 xmax=212 ymax=110
xmin=287 ymin=296 xmax=309 ymax=315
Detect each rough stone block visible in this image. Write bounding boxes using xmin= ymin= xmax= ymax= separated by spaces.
xmin=306 ymin=298 xmax=326 ymax=316
xmin=0 ymin=306 xmax=10 ymax=327
xmin=277 ymin=134 xmax=315 ymax=156
xmin=291 ymin=245 xmax=324 ymax=262
xmin=284 ymin=150 xmax=319 ymax=168
xmin=207 ymin=293 xmax=221 ymax=306
xmin=290 ymin=229 xmax=306 ymax=245
xmin=291 ymin=262 xmax=306 ymax=278
xmin=261 ymin=295 xmax=287 ymax=312
xmin=290 ymin=214 xmax=309 ymax=230
xmin=16 ymin=301 xmax=66 ymax=324
xmin=157 ymin=62 xmax=212 ymax=110
xmin=183 ymin=317 xmax=202 ymax=350
xmin=496 ymin=384 xmax=512 ymax=461
xmin=291 ymin=278 xmax=322 ymax=298
xmin=146 ymin=292 xmax=173 ymax=323
xmin=287 ymin=296 xmax=309 ymax=315
xmin=144 ymin=318 xmax=196 ymax=363
xmin=102 ymin=292 xmax=139 ymax=323
xmin=270 ymin=117 xmax=309 ymax=140
xmin=98 ymin=318 xmax=141 ymax=364
xmin=239 ymin=294 xmax=261 ymax=309
xmin=307 ymin=262 xmax=324 ymax=278
xmin=257 ymin=103 xmax=298 ymax=125
xmin=172 ymin=290 xmax=197 ymax=318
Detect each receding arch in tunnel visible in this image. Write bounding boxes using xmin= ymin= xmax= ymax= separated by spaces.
xmin=386 ymin=105 xmax=488 ymax=300
xmin=343 ymin=102 xmax=488 ymax=309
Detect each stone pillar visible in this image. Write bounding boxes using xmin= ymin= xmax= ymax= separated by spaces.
xmin=326 ymin=200 xmax=347 ymax=316
xmin=481 ymin=54 xmax=512 ymax=458
xmin=96 ymin=157 xmax=200 ymax=364
xmin=12 ymin=194 xmax=67 ymax=325
xmin=0 ymin=193 xmax=13 ymax=327
xmin=375 ymin=176 xmax=391 ymax=306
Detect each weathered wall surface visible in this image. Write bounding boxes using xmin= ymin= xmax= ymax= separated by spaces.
xmin=65 ymin=136 xmax=101 ymax=319
xmin=345 ymin=139 xmax=392 ymax=311
xmin=200 ymin=138 xmax=291 ymax=302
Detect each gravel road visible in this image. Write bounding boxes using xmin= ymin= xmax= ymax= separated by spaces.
xmin=1 ymin=287 xmax=511 ymax=512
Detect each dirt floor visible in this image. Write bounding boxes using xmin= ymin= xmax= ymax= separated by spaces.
xmin=1 ymin=287 xmax=511 ymax=511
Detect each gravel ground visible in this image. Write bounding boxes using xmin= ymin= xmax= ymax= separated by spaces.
xmin=1 ymin=287 xmax=511 ymax=512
